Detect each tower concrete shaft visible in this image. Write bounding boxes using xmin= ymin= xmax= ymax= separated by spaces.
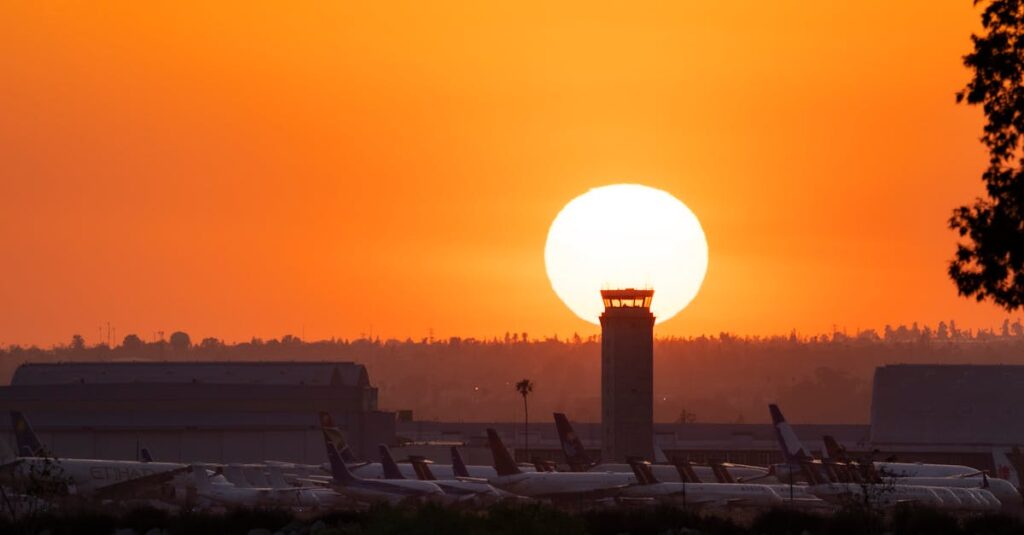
xmin=600 ymin=288 xmax=655 ymax=463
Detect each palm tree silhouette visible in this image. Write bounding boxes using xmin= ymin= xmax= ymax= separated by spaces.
xmin=515 ymin=378 xmax=534 ymax=461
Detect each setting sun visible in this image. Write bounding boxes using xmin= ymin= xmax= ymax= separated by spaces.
xmin=544 ymin=184 xmax=709 ymax=325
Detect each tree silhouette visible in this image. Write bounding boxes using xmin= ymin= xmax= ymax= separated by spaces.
xmin=169 ymin=331 xmax=191 ymax=352
xmin=950 ymin=0 xmax=1024 ymax=310
xmin=515 ymin=378 xmax=534 ymax=460
xmin=121 ymin=334 xmax=144 ymax=353
xmin=69 ymin=334 xmax=85 ymax=352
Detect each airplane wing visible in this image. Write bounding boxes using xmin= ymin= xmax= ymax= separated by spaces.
xmin=954 ymin=471 xmax=986 ymax=478
xmin=294 ymin=478 xmax=332 ymax=488
xmin=347 ymin=462 xmax=374 ymax=472
xmin=91 ymin=466 xmax=190 ymax=501
xmin=537 ymin=483 xmax=632 ymax=502
xmin=454 ymin=476 xmax=491 ymax=484
xmin=736 ymin=472 xmax=776 ymax=483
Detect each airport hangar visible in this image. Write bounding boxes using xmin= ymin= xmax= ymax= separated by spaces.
xmin=0 ymin=361 xmax=395 ymax=463
xmin=0 ymin=360 xmax=1020 ymax=473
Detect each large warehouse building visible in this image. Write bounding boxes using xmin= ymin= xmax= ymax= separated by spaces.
xmin=868 ymin=364 xmax=1024 ymax=468
xmin=0 ymin=361 xmax=394 ymax=463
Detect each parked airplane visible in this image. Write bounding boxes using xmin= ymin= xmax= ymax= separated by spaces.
xmin=771 ymin=405 xmax=984 ymax=482
xmin=377 ymin=444 xmax=509 ymax=503
xmin=619 ymin=459 xmax=783 ymax=508
xmin=2 ymin=412 xmax=188 ymax=502
xmin=320 ymin=439 xmax=444 ymax=505
xmin=820 ymin=433 xmax=985 ymax=480
xmin=484 ymin=428 xmax=633 ymax=500
xmin=553 ymin=412 xmax=771 ymax=483
xmin=191 ymin=465 xmax=323 ymax=508
xmin=698 ymin=457 xmax=830 ymax=509
xmin=797 ymin=460 xmax=992 ymax=511
xmin=317 ymin=411 xmax=499 ymax=480
xmin=825 ymin=460 xmax=1003 ymax=511
xmin=266 ymin=465 xmax=349 ymax=508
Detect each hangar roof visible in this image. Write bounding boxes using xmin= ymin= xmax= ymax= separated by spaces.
xmin=10 ymin=361 xmax=370 ymax=388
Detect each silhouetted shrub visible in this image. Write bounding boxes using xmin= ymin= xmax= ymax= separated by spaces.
xmin=750 ymin=507 xmax=824 ymax=535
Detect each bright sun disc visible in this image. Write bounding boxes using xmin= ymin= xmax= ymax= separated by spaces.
xmin=544 ymin=184 xmax=708 ymax=325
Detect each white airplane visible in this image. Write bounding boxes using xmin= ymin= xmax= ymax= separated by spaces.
xmin=191 ymin=465 xmax=323 ymax=508
xmin=820 ymin=434 xmax=1020 ymax=509
xmin=1 ymin=412 xmax=188 ymax=502
xmin=822 ymin=460 xmax=1004 ymax=511
xmin=265 ymin=465 xmax=350 ymax=508
xmin=553 ymin=412 xmax=772 ymax=483
xmin=685 ymin=458 xmax=829 ymax=509
xmin=799 ymin=460 xmax=1000 ymax=511
xmin=799 ymin=461 xmax=944 ymax=508
xmin=618 ymin=460 xmax=783 ymax=508
xmin=376 ymin=444 xmax=513 ymax=503
xmin=821 ymin=434 xmax=986 ymax=479
xmin=895 ymin=476 xmax=1014 ymax=510
xmin=771 ymin=405 xmax=986 ymax=482
xmin=317 ymin=411 xmax=499 ymax=480
xmin=319 ymin=439 xmax=444 ymax=505
xmin=483 ymin=428 xmax=633 ymax=500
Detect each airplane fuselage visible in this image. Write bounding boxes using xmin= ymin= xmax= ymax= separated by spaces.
xmin=618 ymin=481 xmax=783 ymax=507
xmin=488 ymin=471 xmax=633 ymax=499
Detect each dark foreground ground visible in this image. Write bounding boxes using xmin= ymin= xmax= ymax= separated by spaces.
xmin=4 ymin=504 xmax=1024 ymax=535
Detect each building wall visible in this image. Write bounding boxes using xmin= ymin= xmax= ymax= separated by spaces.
xmin=871 ymin=364 xmax=1024 ymax=448
xmin=0 ymin=361 xmax=395 ymax=463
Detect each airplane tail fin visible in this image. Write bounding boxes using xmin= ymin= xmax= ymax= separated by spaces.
xmin=408 ymin=455 xmax=437 ymax=481
xmin=191 ymin=465 xmax=213 ymax=493
xmin=671 ymin=456 xmax=701 ymax=483
xmin=140 ymin=448 xmax=153 ymax=463
xmin=268 ymin=466 xmax=290 ymax=489
xmin=707 ymin=458 xmax=735 ymax=483
xmin=379 ymin=444 xmax=405 ymax=479
xmin=627 ymin=458 xmax=658 ymax=485
xmin=486 ymin=428 xmax=522 ymax=476
xmin=319 ymin=411 xmax=359 ymax=463
xmin=822 ymin=435 xmax=848 ymax=462
xmin=553 ymin=412 xmax=593 ymax=471
xmin=325 ymin=436 xmax=358 ymax=484
xmin=10 ymin=411 xmax=46 ymax=458
xmin=994 ymin=448 xmax=1022 ymax=488
xmin=653 ymin=443 xmax=669 ymax=464
xmin=769 ymin=404 xmax=811 ymax=464
xmin=451 ymin=446 xmax=471 ymax=478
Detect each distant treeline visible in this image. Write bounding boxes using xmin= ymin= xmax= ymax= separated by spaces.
xmin=4 ymin=320 xmax=1024 ymax=424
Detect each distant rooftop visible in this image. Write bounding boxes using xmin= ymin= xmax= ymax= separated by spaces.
xmin=11 ymin=361 xmax=370 ymax=388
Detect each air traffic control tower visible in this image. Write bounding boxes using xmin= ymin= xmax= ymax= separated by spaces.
xmin=600 ymin=288 xmax=655 ymax=462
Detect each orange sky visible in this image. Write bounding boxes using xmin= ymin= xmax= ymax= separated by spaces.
xmin=0 ymin=2 xmax=1010 ymax=347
